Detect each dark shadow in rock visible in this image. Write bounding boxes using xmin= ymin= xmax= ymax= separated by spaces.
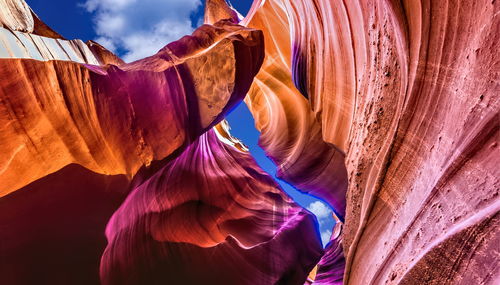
xmin=0 ymin=164 xmax=129 ymax=285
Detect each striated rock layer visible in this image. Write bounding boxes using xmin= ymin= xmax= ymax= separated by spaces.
xmin=0 ymin=1 xmax=324 ymax=285
xmin=0 ymin=17 xmax=264 ymax=196
xmin=313 ymin=221 xmax=345 ymax=285
xmin=101 ymin=129 xmax=323 ymax=284
xmin=338 ymin=1 xmax=500 ymax=282
xmin=242 ymin=0 xmax=349 ymax=219
xmin=1 ymin=0 xmax=499 ymax=284
xmin=242 ymin=0 xmax=499 ymax=284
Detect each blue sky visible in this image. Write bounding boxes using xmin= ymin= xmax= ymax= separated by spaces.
xmin=25 ymin=0 xmax=334 ymax=246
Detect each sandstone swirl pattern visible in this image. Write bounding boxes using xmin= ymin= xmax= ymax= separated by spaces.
xmin=100 ymin=128 xmax=322 ymax=284
xmin=0 ymin=0 xmax=498 ymax=284
xmin=0 ymin=1 xmax=325 ymax=284
xmin=241 ymin=0 xmax=499 ymax=284
xmin=0 ymin=18 xmax=264 ymax=196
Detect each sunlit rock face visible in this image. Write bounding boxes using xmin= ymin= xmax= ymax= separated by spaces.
xmin=0 ymin=13 xmax=264 ymax=196
xmin=1 ymin=1 xmax=328 ymax=284
xmin=0 ymin=0 xmax=33 ymax=32
xmin=0 ymin=0 xmax=61 ymax=38
xmin=242 ymin=0 xmax=349 ymax=219
xmin=1 ymin=0 xmax=499 ymax=284
xmin=242 ymin=0 xmax=499 ymax=284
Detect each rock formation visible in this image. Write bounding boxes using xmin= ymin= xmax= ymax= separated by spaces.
xmin=242 ymin=0 xmax=349 ymax=219
xmin=100 ymin=128 xmax=322 ymax=284
xmin=313 ymin=220 xmax=345 ymax=285
xmin=2 ymin=0 xmax=321 ymax=283
xmin=242 ymin=0 xmax=499 ymax=284
xmin=0 ymin=0 xmax=498 ymax=284
xmin=0 ymin=16 xmax=264 ymax=196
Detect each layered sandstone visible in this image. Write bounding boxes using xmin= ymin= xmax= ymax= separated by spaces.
xmin=100 ymin=129 xmax=322 ymax=284
xmin=242 ymin=0 xmax=499 ymax=284
xmin=0 ymin=16 xmax=264 ymax=196
xmin=2 ymin=1 xmax=321 ymax=284
xmin=0 ymin=0 xmax=498 ymax=284
xmin=242 ymin=0 xmax=349 ymax=218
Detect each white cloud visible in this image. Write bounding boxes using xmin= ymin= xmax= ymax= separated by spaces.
xmin=307 ymin=201 xmax=334 ymax=246
xmin=321 ymin=229 xmax=332 ymax=246
xmin=307 ymin=201 xmax=332 ymax=220
xmin=94 ymin=36 xmax=117 ymax=53
xmin=82 ymin=0 xmax=202 ymax=62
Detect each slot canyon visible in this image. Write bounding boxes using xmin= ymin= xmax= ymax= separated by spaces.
xmin=0 ymin=0 xmax=498 ymax=284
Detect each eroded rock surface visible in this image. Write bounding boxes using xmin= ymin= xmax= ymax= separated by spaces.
xmin=243 ymin=0 xmax=349 ymax=218
xmin=2 ymin=1 xmax=326 ymax=284
xmin=0 ymin=17 xmax=264 ymax=196
xmin=101 ymin=129 xmax=323 ymax=284
xmin=242 ymin=0 xmax=499 ymax=284
xmin=0 ymin=0 xmax=498 ymax=284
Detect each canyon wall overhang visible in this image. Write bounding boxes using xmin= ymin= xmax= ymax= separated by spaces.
xmin=0 ymin=0 xmax=498 ymax=284
xmin=0 ymin=14 xmax=264 ymax=196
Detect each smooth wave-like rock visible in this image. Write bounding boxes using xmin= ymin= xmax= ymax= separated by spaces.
xmin=241 ymin=0 xmax=349 ymax=218
xmin=0 ymin=17 xmax=264 ymax=196
xmin=313 ymin=221 xmax=345 ymax=285
xmin=242 ymin=0 xmax=499 ymax=284
xmin=1 ymin=0 xmax=498 ymax=284
xmin=100 ymin=128 xmax=323 ymax=284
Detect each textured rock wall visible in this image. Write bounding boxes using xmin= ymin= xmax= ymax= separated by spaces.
xmin=100 ymin=129 xmax=322 ymax=284
xmin=243 ymin=0 xmax=499 ymax=284
xmin=0 ymin=20 xmax=264 ymax=196
xmin=0 ymin=27 xmax=99 ymax=63
xmin=0 ymin=0 xmax=498 ymax=284
xmin=0 ymin=0 xmax=33 ymax=32
xmin=340 ymin=1 xmax=500 ymax=283
xmin=0 ymin=0 xmax=61 ymax=38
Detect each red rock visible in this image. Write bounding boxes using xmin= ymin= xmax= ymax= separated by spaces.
xmin=0 ymin=18 xmax=264 ymax=197
xmin=100 ymin=129 xmax=323 ymax=284
xmin=1 ymin=0 xmax=498 ymax=284
xmin=0 ymin=164 xmax=129 ymax=285
xmin=243 ymin=0 xmax=499 ymax=284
